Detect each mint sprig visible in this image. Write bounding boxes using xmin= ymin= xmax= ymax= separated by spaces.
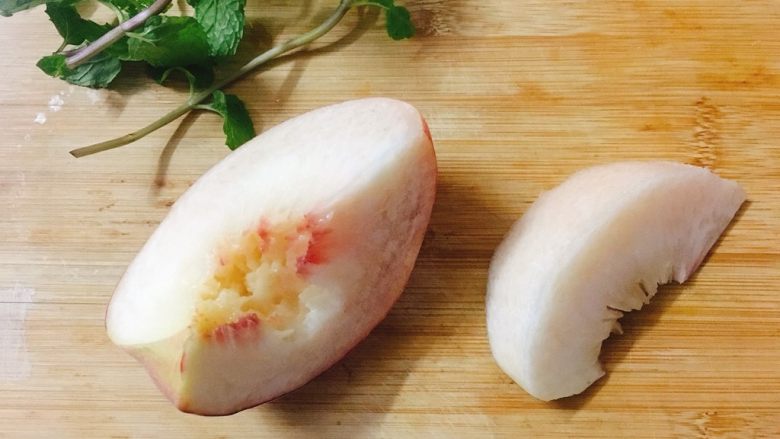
xmin=1 ymin=0 xmax=416 ymax=154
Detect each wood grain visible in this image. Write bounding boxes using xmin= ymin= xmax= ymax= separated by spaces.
xmin=1 ymin=1 xmax=779 ymax=437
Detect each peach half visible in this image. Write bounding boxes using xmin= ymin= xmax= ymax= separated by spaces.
xmin=106 ymin=98 xmax=437 ymax=415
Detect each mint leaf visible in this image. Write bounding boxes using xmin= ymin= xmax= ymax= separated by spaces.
xmin=362 ymin=0 xmax=392 ymax=7
xmin=46 ymin=3 xmax=111 ymax=45
xmin=1 ymin=0 xmax=46 ymax=16
xmin=386 ymin=5 xmax=414 ymax=40
xmin=99 ymin=0 xmax=154 ymax=19
xmin=201 ymin=90 xmax=255 ymax=150
xmin=187 ymin=0 xmax=245 ymax=57
xmin=150 ymin=64 xmax=214 ymax=92
xmin=36 ymin=53 xmax=69 ymax=76
xmin=354 ymin=0 xmax=415 ymax=40
xmin=126 ymin=16 xmax=211 ymax=67
xmin=104 ymin=36 xmax=131 ymax=59
xmin=37 ymin=52 xmax=121 ymax=88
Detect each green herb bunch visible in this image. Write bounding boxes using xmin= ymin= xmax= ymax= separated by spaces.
xmin=0 ymin=0 xmax=414 ymax=156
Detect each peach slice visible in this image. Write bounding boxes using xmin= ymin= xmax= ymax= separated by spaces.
xmin=486 ymin=162 xmax=745 ymax=401
xmin=106 ymin=98 xmax=436 ymax=415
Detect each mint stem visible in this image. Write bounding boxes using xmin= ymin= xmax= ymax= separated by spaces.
xmin=65 ymin=0 xmax=172 ymax=68
xmin=70 ymin=0 xmax=354 ymax=157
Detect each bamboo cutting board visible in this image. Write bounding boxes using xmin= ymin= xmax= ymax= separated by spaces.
xmin=1 ymin=1 xmax=779 ymax=437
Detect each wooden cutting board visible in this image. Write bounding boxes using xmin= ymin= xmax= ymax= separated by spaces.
xmin=1 ymin=1 xmax=779 ymax=437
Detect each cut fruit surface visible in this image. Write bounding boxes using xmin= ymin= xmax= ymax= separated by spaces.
xmin=194 ymin=214 xmax=329 ymax=335
xmin=486 ymin=161 xmax=745 ymax=401
xmin=106 ymin=98 xmax=436 ymax=415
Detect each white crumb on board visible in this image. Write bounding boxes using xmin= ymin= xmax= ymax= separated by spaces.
xmin=48 ymin=95 xmax=64 ymax=112
xmin=0 ymin=286 xmax=34 ymax=382
xmin=86 ymin=88 xmax=107 ymax=104
xmin=32 ymin=87 xmax=107 ymax=127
